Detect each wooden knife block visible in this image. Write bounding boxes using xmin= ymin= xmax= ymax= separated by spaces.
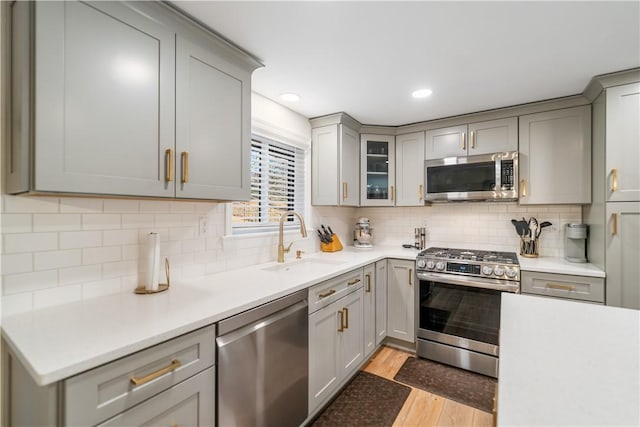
xmin=320 ymin=234 xmax=343 ymax=252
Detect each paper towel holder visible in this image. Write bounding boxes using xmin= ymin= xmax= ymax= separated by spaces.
xmin=135 ymin=258 xmax=170 ymax=295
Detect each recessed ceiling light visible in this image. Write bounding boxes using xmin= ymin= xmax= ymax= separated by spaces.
xmin=280 ymin=93 xmax=300 ymax=102
xmin=412 ymin=89 xmax=433 ymax=99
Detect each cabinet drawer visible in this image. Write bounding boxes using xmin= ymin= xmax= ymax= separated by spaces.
xmin=64 ymin=325 xmax=215 ymax=426
xmin=521 ymin=271 xmax=605 ymax=303
xmin=308 ymin=269 xmax=364 ymax=313
xmin=98 ymin=367 xmax=215 ymax=427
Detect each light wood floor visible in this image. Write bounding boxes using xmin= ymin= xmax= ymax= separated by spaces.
xmin=362 ymin=346 xmax=494 ymax=427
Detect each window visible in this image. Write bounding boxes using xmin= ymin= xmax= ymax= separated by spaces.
xmin=232 ymin=135 xmax=305 ymax=233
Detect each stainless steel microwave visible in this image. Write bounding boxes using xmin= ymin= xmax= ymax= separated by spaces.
xmin=424 ymin=151 xmax=518 ymax=202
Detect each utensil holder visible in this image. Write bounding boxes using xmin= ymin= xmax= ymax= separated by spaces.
xmin=520 ymin=237 xmax=539 ymax=258
xmin=321 ymin=234 xmax=343 ymax=252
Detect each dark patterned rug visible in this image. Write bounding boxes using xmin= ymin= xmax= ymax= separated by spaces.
xmin=311 ymin=371 xmax=411 ymax=427
xmin=393 ymin=357 xmax=496 ymax=413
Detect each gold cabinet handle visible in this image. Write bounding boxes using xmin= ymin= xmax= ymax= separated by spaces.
xmin=470 ymin=131 xmax=475 ymax=149
xmin=343 ymin=307 xmax=349 ymax=329
xmin=612 ymin=213 xmax=618 ymax=236
xmin=365 ymin=274 xmax=371 ymax=293
xmin=418 ymin=184 xmax=423 ymax=201
xmin=546 ymin=282 xmax=576 ymax=292
xmin=338 ymin=310 xmax=344 ymax=332
xmin=165 ymin=148 xmax=174 ymax=182
xmin=461 ymin=132 xmax=466 ymax=150
xmin=520 ymin=179 xmax=527 ymax=197
xmin=611 ymin=168 xmax=618 ymax=192
xmin=409 ymin=269 xmax=413 ymax=286
xmin=181 ymin=151 xmax=189 ymax=183
xmin=130 ymin=359 xmax=181 ymax=386
xmin=391 ymin=185 xmax=395 ymax=201
xmin=347 ymin=278 xmax=360 ymax=286
xmin=319 ymin=289 xmax=336 ymax=299
xmin=343 ymin=182 xmax=348 ymax=200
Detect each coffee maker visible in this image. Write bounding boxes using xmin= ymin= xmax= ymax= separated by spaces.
xmin=565 ymin=223 xmax=588 ymax=263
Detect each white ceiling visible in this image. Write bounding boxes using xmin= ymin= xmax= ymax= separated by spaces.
xmin=171 ymin=1 xmax=640 ymax=126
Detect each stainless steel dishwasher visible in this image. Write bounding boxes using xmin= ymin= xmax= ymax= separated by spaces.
xmin=216 ymin=289 xmax=308 ymax=427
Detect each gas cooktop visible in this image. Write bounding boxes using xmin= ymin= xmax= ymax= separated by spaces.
xmin=419 ymin=247 xmax=519 ymax=264
xmin=416 ymin=247 xmax=520 ymax=282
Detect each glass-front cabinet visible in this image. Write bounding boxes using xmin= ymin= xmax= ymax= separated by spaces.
xmin=360 ymin=134 xmax=395 ymax=206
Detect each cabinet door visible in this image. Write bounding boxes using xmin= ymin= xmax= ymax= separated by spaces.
xmin=363 ymin=264 xmax=376 ymax=358
xmin=606 ymin=83 xmax=640 ymax=202
xmin=361 ymin=134 xmax=396 ymax=206
xmin=387 ymin=259 xmax=415 ymax=343
xmin=606 ymin=202 xmax=640 ymax=309
xmin=97 ymin=367 xmax=214 ymax=427
xmin=34 ymin=1 xmax=175 ymax=197
xmin=176 ymin=33 xmax=251 ymax=200
xmin=308 ymin=300 xmax=341 ymax=413
xmin=396 ymin=132 xmax=426 ymax=206
xmin=312 ymin=125 xmax=339 ymax=205
xmin=519 ymin=105 xmax=591 ymax=204
xmin=375 ymin=260 xmax=388 ymax=346
xmin=468 ymin=117 xmax=518 ymax=155
xmin=425 ymin=125 xmax=468 ymax=159
xmin=340 ymin=125 xmax=360 ymax=206
xmin=338 ymin=289 xmax=364 ymax=379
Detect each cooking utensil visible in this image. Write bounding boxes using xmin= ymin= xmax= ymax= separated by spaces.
xmin=536 ymin=221 xmax=552 ymax=238
xmin=511 ymin=219 xmax=529 ymax=238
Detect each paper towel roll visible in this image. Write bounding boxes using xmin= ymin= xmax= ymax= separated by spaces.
xmin=144 ymin=232 xmax=161 ymax=291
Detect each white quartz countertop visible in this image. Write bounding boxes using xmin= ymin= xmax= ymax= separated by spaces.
xmin=518 ymin=255 xmax=605 ymax=278
xmin=498 ymin=293 xmax=639 ymax=426
xmin=1 ymin=246 xmax=418 ymax=386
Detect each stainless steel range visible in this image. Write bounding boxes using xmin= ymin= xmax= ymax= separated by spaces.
xmin=415 ymin=247 xmax=520 ymax=378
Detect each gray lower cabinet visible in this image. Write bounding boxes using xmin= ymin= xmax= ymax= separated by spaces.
xmin=7 ymin=1 xmax=260 ymax=200
xmin=521 ymin=271 xmax=605 ymax=304
xmin=387 ymin=259 xmax=415 ymax=343
xmin=605 ymin=202 xmax=640 ymax=309
xmin=5 ymin=325 xmax=216 ymax=426
xmin=363 ymin=263 xmax=376 ymax=358
xmin=375 ymin=260 xmax=388 ymax=345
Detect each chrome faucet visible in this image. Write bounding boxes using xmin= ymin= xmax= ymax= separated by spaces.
xmin=277 ymin=211 xmax=307 ymax=263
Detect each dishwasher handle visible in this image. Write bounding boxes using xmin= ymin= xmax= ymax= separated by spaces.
xmin=216 ymin=299 xmax=308 ymax=348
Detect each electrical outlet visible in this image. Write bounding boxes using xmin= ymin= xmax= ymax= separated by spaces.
xmin=198 ymin=217 xmax=208 ymax=237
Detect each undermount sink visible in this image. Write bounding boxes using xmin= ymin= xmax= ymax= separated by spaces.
xmin=261 ymin=258 xmax=346 ymax=272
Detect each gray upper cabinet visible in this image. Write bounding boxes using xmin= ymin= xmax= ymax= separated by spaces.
xmin=176 ymin=32 xmax=252 ymax=200
xmin=7 ymin=1 xmax=260 ymax=200
xmin=425 ymin=117 xmax=517 ymax=159
xmin=606 ymin=83 xmax=640 ymax=202
xmin=311 ymin=122 xmax=360 ymax=206
xmin=605 ymin=202 xmax=640 ymax=309
xmin=518 ymin=105 xmax=591 ymax=204
xmin=395 ymin=132 xmax=425 ymax=206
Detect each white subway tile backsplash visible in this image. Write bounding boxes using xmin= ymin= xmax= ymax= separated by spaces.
xmin=34 ymin=249 xmax=82 ymax=271
xmin=103 ymin=199 xmax=140 ymax=213
xmin=59 ymin=231 xmax=102 ymax=249
xmin=3 ymin=270 xmax=58 ymax=294
xmin=59 ymin=265 xmax=102 ymax=286
xmin=59 ymin=198 xmax=103 ymax=213
xmin=33 ymin=285 xmax=82 ymax=310
xmin=122 ymin=214 xmax=154 ymax=229
xmin=33 ymin=214 xmax=81 ymax=232
xmin=170 ymin=201 xmax=196 ymax=213
xmin=2 ymin=253 xmax=33 ymax=275
xmin=154 ymin=214 xmax=183 ymax=228
xmin=82 ymin=278 xmax=122 ymax=299
xmin=5 ymin=233 xmax=58 ymax=253
xmin=2 ymin=292 xmax=34 ymax=317
xmin=102 ymin=230 xmax=138 ymax=246
xmin=82 ymin=246 xmax=121 ymax=265
xmin=1 ymin=214 xmax=32 ymax=233
xmin=102 ymin=260 xmax=137 ymax=279
xmin=169 ymin=227 xmax=195 ymax=241
xmin=3 ymin=196 xmax=59 ymax=213
xmin=82 ymin=214 xmax=121 ymax=230
xmin=140 ymin=200 xmax=171 ymax=212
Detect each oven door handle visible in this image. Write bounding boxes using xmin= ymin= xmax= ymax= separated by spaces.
xmin=416 ymin=271 xmax=519 ymax=293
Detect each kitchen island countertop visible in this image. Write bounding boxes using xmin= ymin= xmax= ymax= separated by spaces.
xmin=499 ymin=293 xmax=639 ymax=426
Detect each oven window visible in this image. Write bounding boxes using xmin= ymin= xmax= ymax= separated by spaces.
xmin=419 ymin=281 xmax=501 ymax=345
xmin=426 ymin=162 xmax=495 ymax=193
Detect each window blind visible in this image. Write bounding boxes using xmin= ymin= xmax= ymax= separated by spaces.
xmin=232 ymin=136 xmax=305 ymax=232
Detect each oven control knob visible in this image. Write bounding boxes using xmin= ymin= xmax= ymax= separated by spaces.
xmin=505 ymin=268 xmax=517 ymax=278
xmin=494 ymin=266 xmax=505 ymax=277
xmin=417 ymin=259 xmax=426 ymax=269
xmin=426 ymin=260 xmax=435 ymax=269
xmin=435 ymin=261 xmax=446 ymax=271
xmin=482 ymin=265 xmax=493 ymax=275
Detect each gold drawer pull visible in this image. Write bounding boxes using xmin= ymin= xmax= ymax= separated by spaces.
xmin=130 ymin=359 xmax=181 ymax=386
xmin=418 ymin=184 xmax=423 ymax=201
xmin=181 ymin=151 xmax=189 ymax=183
xmin=347 ymin=278 xmax=360 ymax=286
xmin=461 ymin=132 xmax=466 ymax=150
xmin=365 ymin=274 xmax=371 ymax=292
xmin=165 ymin=148 xmax=174 ymax=182
xmin=343 ymin=182 xmax=348 ymax=200
xmin=409 ymin=269 xmax=413 ymax=286
xmin=338 ymin=310 xmax=344 ymax=332
xmin=343 ymin=307 xmax=349 ymax=329
xmin=546 ymin=283 xmax=576 ymax=292
xmin=319 ymin=289 xmax=336 ymax=299
xmin=520 ymin=179 xmax=527 ymax=197
xmin=470 ymin=131 xmax=476 ymax=149
xmin=612 ymin=213 xmax=618 ymax=236
xmin=611 ymin=168 xmax=618 ymax=192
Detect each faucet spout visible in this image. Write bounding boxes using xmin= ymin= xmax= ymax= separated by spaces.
xmin=277 ymin=211 xmax=307 ymax=263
